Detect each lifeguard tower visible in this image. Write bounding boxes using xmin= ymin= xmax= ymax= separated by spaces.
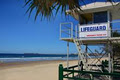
xmin=59 ymin=1 xmax=120 ymax=80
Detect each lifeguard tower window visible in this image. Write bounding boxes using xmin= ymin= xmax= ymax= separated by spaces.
xmin=94 ymin=11 xmax=107 ymax=23
xmin=80 ymin=11 xmax=108 ymax=25
xmin=80 ymin=13 xmax=93 ymax=25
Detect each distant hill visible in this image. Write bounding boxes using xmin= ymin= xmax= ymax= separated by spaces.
xmin=0 ymin=53 xmax=77 ymax=58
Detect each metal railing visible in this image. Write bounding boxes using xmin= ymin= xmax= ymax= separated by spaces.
xmin=60 ymin=21 xmax=120 ymax=40
xmin=60 ymin=22 xmax=74 ymax=39
xmin=59 ymin=64 xmax=120 ymax=80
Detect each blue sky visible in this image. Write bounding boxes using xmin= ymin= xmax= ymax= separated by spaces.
xmin=0 ymin=0 xmax=119 ymax=54
xmin=0 ymin=0 xmax=79 ymax=54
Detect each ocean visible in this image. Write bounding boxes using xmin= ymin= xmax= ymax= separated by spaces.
xmin=0 ymin=53 xmax=78 ymax=63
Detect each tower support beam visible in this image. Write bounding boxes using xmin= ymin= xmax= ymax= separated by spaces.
xmin=67 ymin=42 xmax=69 ymax=69
xmin=108 ymin=41 xmax=114 ymax=80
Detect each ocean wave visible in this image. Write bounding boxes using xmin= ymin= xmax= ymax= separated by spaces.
xmin=0 ymin=57 xmax=77 ymax=63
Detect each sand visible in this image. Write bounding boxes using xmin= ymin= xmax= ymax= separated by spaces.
xmin=0 ymin=57 xmax=108 ymax=80
xmin=0 ymin=60 xmax=77 ymax=80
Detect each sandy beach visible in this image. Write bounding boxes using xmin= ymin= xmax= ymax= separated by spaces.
xmin=0 ymin=57 xmax=108 ymax=80
xmin=0 ymin=60 xmax=78 ymax=80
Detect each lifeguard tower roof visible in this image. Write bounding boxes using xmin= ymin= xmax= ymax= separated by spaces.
xmin=66 ymin=2 xmax=120 ymax=20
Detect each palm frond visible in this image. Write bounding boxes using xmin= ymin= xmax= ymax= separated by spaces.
xmin=24 ymin=0 xmax=117 ymax=20
xmin=25 ymin=0 xmax=82 ymax=20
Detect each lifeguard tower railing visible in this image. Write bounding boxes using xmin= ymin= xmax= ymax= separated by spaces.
xmin=60 ymin=21 xmax=120 ymax=43
xmin=59 ymin=21 xmax=120 ymax=80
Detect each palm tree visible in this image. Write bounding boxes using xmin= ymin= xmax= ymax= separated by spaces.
xmin=24 ymin=0 xmax=116 ymax=20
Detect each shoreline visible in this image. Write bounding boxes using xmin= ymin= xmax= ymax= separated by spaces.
xmin=0 ymin=60 xmax=62 ymax=69
xmin=0 ymin=57 xmax=108 ymax=69
xmin=0 ymin=60 xmax=77 ymax=70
